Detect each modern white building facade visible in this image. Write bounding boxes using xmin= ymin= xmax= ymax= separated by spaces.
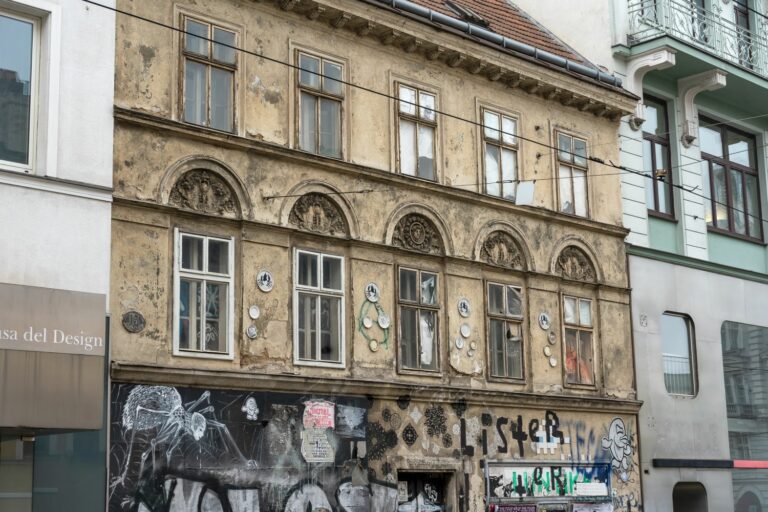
xmin=513 ymin=0 xmax=768 ymax=510
xmin=0 ymin=0 xmax=114 ymax=510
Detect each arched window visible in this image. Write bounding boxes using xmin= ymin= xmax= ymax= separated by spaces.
xmin=673 ymin=482 xmax=707 ymax=512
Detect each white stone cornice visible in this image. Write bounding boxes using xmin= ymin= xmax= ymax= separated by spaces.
xmin=678 ymin=70 xmax=728 ymax=147
xmin=624 ymin=47 xmax=677 ymax=129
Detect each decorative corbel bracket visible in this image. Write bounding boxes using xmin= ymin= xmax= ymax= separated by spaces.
xmin=678 ymin=69 xmax=727 ymax=147
xmin=624 ymin=47 xmax=676 ymax=129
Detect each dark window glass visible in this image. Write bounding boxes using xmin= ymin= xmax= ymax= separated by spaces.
xmin=0 ymin=13 xmax=33 ymax=166
xmin=642 ymin=95 xmax=673 ymax=216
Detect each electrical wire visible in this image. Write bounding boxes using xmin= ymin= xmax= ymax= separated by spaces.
xmin=83 ymin=0 xmax=768 ymax=229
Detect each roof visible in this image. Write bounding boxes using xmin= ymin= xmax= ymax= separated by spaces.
xmin=402 ymin=0 xmax=591 ymax=66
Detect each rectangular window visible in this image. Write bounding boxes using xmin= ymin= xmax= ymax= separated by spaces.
xmin=397 ymin=84 xmax=437 ymax=181
xmin=563 ymin=296 xmax=594 ymax=385
xmin=0 ymin=10 xmax=36 ymax=169
xmin=699 ymin=118 xmax=761 ymax=241
xmin=182 ymin=17 xmax=236 ymax=132
xmin=487 ymin=283 xmax=523 ymax=379
xmin=297 ymin=52 xmax=344 ymax=158
xmin=294 ymin=250 xmax=344 ymax=365
xmin=482 ymin=109 xmax=519 ymax=201
xmin=556 ymin=132 xmax=588 ymax=217
xmin=642 ymin=96 xmax=674 ymax=217
xmin=174 ymin=231 xmax=234 ymax=357
xmin=661 ymin=313 xmax=696 ymax=396
xmin=398 ymin=267 xmax=439 ymax=371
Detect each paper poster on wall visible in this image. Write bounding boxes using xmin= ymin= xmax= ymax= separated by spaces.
xmin=303 ymin=400 xmax=335 ymax=429
xmin=572 ymin=503 xmax=613 ymax=512
xmin=300 ymin=427 xmax=335 ymax=463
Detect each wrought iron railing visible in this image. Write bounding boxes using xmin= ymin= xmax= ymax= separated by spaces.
xmin=662 ymin=353 xmax=694 ymax=395
xmin=628 ymin=0 xmax=768 ymax=79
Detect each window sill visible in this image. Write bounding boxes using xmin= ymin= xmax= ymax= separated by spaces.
xmin=397 ymin=367 xmax=443 ymax=378
xmin=293 ymin=359 xmax=346 ymax=369
xmin=295 ymin=146 xmax=345 ymax=162
xmin=648 ymin=210 xmax=676 ymax=222
xmin=398 ymin=171 xmax=438 ymax=184
xmin=487 ymin=375 xmax=526 ymax=386
xmin=707 ymin=226 xmax=765 ymax=246
xmin=173 ymin=348 xmax=234 ymax=361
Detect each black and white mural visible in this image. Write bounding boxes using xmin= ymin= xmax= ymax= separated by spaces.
xmin=109 ymin=383 xmax=397 ymax=512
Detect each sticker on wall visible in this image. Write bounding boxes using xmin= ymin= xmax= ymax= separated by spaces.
xmin=241 ymin=397 xmax=259 ymax=421
xmin=363 ymin=316 xmax=373 ymax=329
xmin=543 ymin=346 xmax=552 ymax=357
xmin=122 ymin=311 xmax=146 ymax=334
xmin=369 ymin=339 xmax=379 ymax=352
xmin=538 ymin=312 xmax=551 ymax=330
xmin=256 ymin=270 xmax=274 ymax=292
xmin=549 ymin=356 xmax=557 ymax=367
xmin=455 ymin=338 xmax=464 ymax=349
xmin=364 ymin=282 xmax=380 ymax=303
xmin=469 ymin=341 xmax=477 ymax=351
xmin=378 ymin=314 xmax=391 ymax=329
xmin=460 ymin=324 xmax=471 ymax=338
xmin=246 ymin=325 xmax=258 ymax=339
xmin=457 ymin=298 xmax=471 ymax=318
xmin=248 ymin=305 xmax=261 ymax=320
xmin=548 ymin=330 xmax=557 ymax=345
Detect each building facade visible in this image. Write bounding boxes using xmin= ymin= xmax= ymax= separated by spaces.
xmin=0 ymin=0 xmax=114 ymax=511
xmin=511 ymin=0 xmax=768 ymax=510
xmin=108 ymin=0 xmax=642 ymax=511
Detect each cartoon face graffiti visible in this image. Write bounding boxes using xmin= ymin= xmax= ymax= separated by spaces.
xmin=242 ymin=397 xmax=259 ymax=421
xmin=602 ymin=417 xmax=633 ymax=482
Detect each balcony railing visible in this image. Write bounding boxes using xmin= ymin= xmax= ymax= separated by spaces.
xmin=662 ymin=353 xmax=694 ymax=395
xmin=727 ymin=403 xmax=757 ymax=418
xmin=628 ymin=0 xmax=768 ymax=79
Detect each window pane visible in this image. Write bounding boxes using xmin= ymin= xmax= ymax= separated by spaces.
xmin=699 ymin=124 xmax=723 ymax=157
xmin=184 ymin=60 xmax=207 ymax=126
xmin=712 ymin=164 xmax=729 ymax=229
xmin=489 ymin=319 xmax=505 ymax=377
xmin=399 ymin=85 xmax=416 ymax=115
xmin=322 ymin=256 xmax=342 ymax=290
xmin=579 ymin=299 xmax=592 ymax=327
xmin=559 ymin=165 xmax=574 ymax=214
xmin=565 ymin=328 xmax=578 ymax=383
xmin=181 ymin=236 xmax=204 ymax=271
xmin=578 ymin=330 xmax=594 ymax=385
xmin=210 ymin=68 xmax=233 ymax=132
xmin=205 ymin=282 xmax=227 ymax=352
xmin=564 ymin=297 xmax=577 ymax=324
xmin=319 ymin=98 xmax=341 ymax=158
xmin=745 ymin=174 xmax=760 ymax=237
xmin=502 ymin=116 xmax=517 ymax=146
xmin=419 ymin=310 xmax=437 ymax=369
xmin=179 ymin=279 xmax=202 ymax=351
xmin=417 ymin=125 xmax=435 ymax=180
xmin=507 ymin=287 xmax=522 ymax=317
xmin=299 ymin=92 xmax=317 ymax=153
xmin=730 ymin=169 xmax=746 ymax=235
xmin=320 ymin=296 xmax=340 ymax=362
xmin=398 ymin=119 xmax=416 ymax=175
xmin=485 ymin=144 xmax=501 ymax=197
xmin=322 ymin=61 xmax=343 ymax=96
xmin=702 ymin=164 xmax=713 ymax=225
xmin=299 ymin=54 xmax=320 ymax=89
xmin=420 ymin=272 xmax=437 ymax=305
xmin=212 ymin=27 xmax=235 ymax=64
xmin=298 ymin=252 xmax=318 ymax=287
xmin=501 ymin=148 xmax=517 ymax=201
xmin=643 ymin=97 xmax=667 ymax=137
xmin=0 ymin=14 xmax=33 ymax=165
xmin=419 ymin=92 xmax=435 ymax=121
xmin=185 ymin=19 xmax=208 ymax=56
xmin=573 ymin=169 xmax=587 ymax=217
xmin=208 ymin=239 xmax=229 ymax=274
xmin=661 ymin=314 xmax=694 ymax=395
xmin=506 ymin=322 xmax=522 ymax=379
xmin=643 ymin=139 xmax=655 ymax=209
xmin=400 ymin=307 xmax=418 ymax=368
xmin=298 ymin=293 xmax=317 ymax=360
xmin=483 ymin=110 xmax=500 ymax=140
xmin=573 ymin=138 xmax=587 ymax=167
xmin=557 ymin=133 xmax=572 ymax=162
xmin=488 ymin=284 xmax=504 ymax=315
xmin=399 ymin=268 xmax=417 ymax=302
xmin=726 ymin=129 xmax=755 ymax=167
xmin=655 ymin=144 xmax=671 ymax=214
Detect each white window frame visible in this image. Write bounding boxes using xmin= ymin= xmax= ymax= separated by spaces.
xmin=562 ymin=295 xmax=595 ymax=386
xmin=397 ymin=266 xmax=441 ymax=373
xmin=661 ymin=312 xmax=698 ymax=397
xmin=296 ymin=50 xmax=345 ymax=159
xmin=556 ymin=131 xmax=589 ymax=217
xmin=172 ymin=228 xmax=235 ymax=360
xmin=486 ymin=281 xmax=525 ymax=380
xmin=481 ymin=108 xmax=519 ymax=201
xmin=0 ymin=6 xmax=40 ymax=174
xmin=292 ymin=248 xmax=346 ymax=368
xmin=396 ymin=82 xmax=438 ymax=181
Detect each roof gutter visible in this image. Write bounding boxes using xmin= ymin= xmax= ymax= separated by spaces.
xmin=373 ymin=0 xmax=623 ymax=88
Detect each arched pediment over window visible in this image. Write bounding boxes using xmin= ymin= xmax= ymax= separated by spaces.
xmin=288 ymin=193 xmax=349 ymax=237
xmin=480 ymin=230 xmax=526 ymax=270
xmin=391 ymin=213 xmax=445 ymax=256
xmin=556 ymin=245 xmax=597 ymax=282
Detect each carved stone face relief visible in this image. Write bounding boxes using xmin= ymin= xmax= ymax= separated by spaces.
xmin=392 ymin=214 xmax=444 ymax=255
xmin=169 ymin=170 xmax=238 ymax=217
xmin=481 ymin=231 xmax=524 ymax=270
xmin=556 ymin=245 xmax=597 ymax=282
xmin=288 ymin=193 xmax=348 ymax=236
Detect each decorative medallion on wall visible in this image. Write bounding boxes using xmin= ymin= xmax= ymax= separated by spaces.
xmin=457 ymin=298 xmax=470 ymax=318
xmin=246 ymin=325 xmax=258 ymax=339
xmin=391 ymin=214 xmax=444 ymax=255
xmin=169 ymin=170 xmax=238 ymax=217
xmin=364 ymin=283 xmax=380 ymax=303
xmin=256 ymin=270 xmax=274 ymax=292
xmin=538 ymin=312 xmax=551 ymax=330
xmin=288 ymin=193 xmax=348 ymax=236
xmin=481 ymin=231 xmax=524 ymax=270
xmin=359 ymin=285 xmax=390 ymax=350
xmin=121 ymin=311 xmax=146 ymax=334
xmin=556 ymin=245 xmax=597 ymax=282
xmin=248 ymin=305 xmax=261 ymax=320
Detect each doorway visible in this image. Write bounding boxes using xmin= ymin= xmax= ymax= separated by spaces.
xmin=673 ymin=482 xmax=708 ymax=512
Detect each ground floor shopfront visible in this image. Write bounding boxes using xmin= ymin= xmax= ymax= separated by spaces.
xmin=107 ymin=378 xmax=642 ymax=512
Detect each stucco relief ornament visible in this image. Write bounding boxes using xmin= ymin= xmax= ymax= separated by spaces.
xmin=556 ymin=246 xmax=596 ymax=282
xmin=481 ymin=231 xmax=524 ymax=269
xmin=288 ymin=193 xmax=347 ymax=236
xmin=392 ymin=214 xmax=444 ymax=255
xmin=169 ymin=170 xmax=237 ymax=216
